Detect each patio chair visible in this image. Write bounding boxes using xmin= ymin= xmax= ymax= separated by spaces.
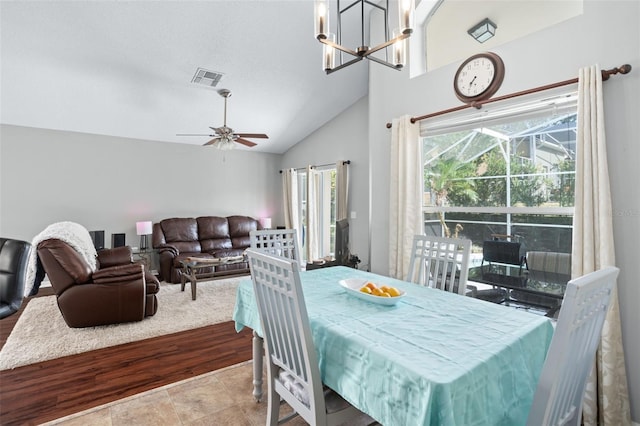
xmin=511 ymin=251 xmax=572 ymax=311
xmin=246 ymin=248 xmax=366 ymax=426
xmin=526 ymin=266 xmax=618 ymax=425
xmin=406 ymin=235 xmax=471 ymax=295
xmin=473 ymin=235 xmax=526 ymax=304
xmin=481 ymin=238 xmax=526 ymax=270
xmin=249 ymin=228 xmax=300 ymax=262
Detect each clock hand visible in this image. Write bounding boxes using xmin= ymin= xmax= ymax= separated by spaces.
xmin=469 ymin=76 xmax=477 ymax=87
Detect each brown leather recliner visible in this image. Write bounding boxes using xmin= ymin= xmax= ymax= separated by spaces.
xmin=37 ymin=240 xmax=160 ymax=328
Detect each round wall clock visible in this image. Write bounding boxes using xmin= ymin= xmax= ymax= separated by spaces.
xmin=454 ymin=52 xmax=505 ymax=104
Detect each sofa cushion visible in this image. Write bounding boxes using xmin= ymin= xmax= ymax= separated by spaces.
xmin=161 ymin=218 xmax=198 ymax=242
xmin=160 ymin=218 xmax=202 ymax=253
xmin=197 ymin=217 xmax=233 ymax=252
xmin=228 ymin=216 xmax=258 ymax=249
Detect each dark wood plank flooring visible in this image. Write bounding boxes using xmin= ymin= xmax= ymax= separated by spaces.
xmin=0 ymin=288 xmax=253 ymax=426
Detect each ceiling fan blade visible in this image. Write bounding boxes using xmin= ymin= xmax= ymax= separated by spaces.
xmin=235 ymin=138 xmax=257 ymax=147
xmin=235 ymin=133 xmax=269 ymax=139
xmin=203 ymin=137 xmax=221 ymax=146
xmin=177 ymin=133 xmax=214 ymax=136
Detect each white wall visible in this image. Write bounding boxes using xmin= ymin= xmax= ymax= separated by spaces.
xmin=281 ymin=96 xmax=370 ymax=270
xmin=368 ymin=0 xmax=639 ymax=420
xmin=0 ymin=125 xmax=282 ymax=246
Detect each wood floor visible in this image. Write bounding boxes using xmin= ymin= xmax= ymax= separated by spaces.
xmin=0 ymin=288 xmax=254 ymax=426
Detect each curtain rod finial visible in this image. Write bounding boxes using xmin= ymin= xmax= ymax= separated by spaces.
xmin=602 ymin=64 xmax=632 ymax=80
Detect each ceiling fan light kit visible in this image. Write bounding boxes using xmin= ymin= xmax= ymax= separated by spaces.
xmin=177 ymin=89 xmax=268 ymax=150
xmin=314 ymin=0 xmax=415 ymax=75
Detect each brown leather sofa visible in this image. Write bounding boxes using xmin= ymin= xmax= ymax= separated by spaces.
xmin=38 ymin=240 xmax=159 ymax=328
xmin=152 ymin=216 xmax=260 ymax=283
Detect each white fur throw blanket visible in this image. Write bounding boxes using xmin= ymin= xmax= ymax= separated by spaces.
xmin=24 ymin=221 xmax=98 ymax=297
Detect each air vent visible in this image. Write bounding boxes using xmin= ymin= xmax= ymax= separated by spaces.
xmin=191 ymin=68 xmax=224 ymax=88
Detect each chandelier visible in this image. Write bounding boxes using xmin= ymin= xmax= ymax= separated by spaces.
xmin=314 ymin=0 xmax=415 ymax=74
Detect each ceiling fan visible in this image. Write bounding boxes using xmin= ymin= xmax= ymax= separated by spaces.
xmin=177 ymin=89 xmax=268 ymax=149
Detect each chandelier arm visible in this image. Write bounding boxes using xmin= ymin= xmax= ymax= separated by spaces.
xmin=326 ymin=57 xmax=365 ymax=75
xmin=362 ymin=32 xmax=410 ymax=57
xmin=318 ymin=38 xmax=360 ymax=57
xmin=366 ymin=55 xmax=402 ymax=70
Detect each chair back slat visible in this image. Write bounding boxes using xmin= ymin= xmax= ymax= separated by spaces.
xmin=527 ymin=266 xmax=619 ymax=426
xmin=407 ymin=235 xmax=471 ymax=295
xmin=250 ymin=229 xmax=301 ymax=262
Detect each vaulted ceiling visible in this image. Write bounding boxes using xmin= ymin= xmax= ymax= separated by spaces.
xmin=1 ymin=1 xmax=368 ymax=154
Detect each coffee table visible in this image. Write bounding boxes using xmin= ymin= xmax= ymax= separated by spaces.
xmin=179 ymin=255 xmax=246 ymax=300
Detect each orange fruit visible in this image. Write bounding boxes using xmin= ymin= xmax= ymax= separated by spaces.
xmin=360 ymin=286 xmax=372 ymax=294
xmin=371 ymin=288 xmax=385 ymax=297
xmin=365 ymin=282 xmax=377 ymax=291
xmin=380 ymin=285 xmax=390 ymax=293
xmin=387 ymin=287 xmax=401 ymax=297
xmin=381 ymin=292 xmax=391 ymax=297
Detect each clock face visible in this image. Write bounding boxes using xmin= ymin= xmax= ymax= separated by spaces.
xmin=457 ymin=57 xmax=495 ymax=97
xmin=454 ymin=52 xmax=505 ymax=104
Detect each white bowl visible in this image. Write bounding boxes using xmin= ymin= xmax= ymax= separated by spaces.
xmin=339 ymin=278 xmax=406 ymax=306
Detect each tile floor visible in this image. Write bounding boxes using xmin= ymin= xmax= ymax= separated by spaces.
xmin=43 ymin=360 xmax=377 ymax=426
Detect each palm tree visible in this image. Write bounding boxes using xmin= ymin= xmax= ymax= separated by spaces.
xmin=425 ymin=157 xmax=478 ymax=237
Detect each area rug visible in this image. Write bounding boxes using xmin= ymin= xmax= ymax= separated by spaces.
xmin=0 ymin=276 xmax=247 ymax=370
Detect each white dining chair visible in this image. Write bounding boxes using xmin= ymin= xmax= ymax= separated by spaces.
xmin=526 ymin=266 xmax=619 ymax=426
xmin=250 ymin=228 xmax=301 ymax=262
xmin=406 ymin=235 xmax=471 ymax=295
xmin=246 ymin=248 xmax=366 ymax=426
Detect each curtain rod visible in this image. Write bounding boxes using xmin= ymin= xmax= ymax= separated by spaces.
xmin=385 ymin=64 xmax=632 ymax=129
xmin=279 ymin=160 xmax=350 ymax=174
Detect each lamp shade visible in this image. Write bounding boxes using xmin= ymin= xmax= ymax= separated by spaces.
xmin=136 ymin=221 xmax=153 ymax=236
xmin=260 ymin=218 xmax=272 ymax=229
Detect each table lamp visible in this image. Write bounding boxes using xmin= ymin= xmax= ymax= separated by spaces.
xmin=260 ymin=218 xmax=272 ymax=229
xmin=136 ymin=221 xmax=153 ymax=251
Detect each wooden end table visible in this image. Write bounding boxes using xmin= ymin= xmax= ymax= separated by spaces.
xmin=178 ymin=256 xmax=246 ymax=300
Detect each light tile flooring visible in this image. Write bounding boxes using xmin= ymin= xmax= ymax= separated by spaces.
xmin=43 ymin=361 xmax=377 ymax=426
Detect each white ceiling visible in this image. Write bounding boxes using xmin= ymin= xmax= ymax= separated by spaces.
xmin=1 ymin=1 xmax=369 ymax=154
xmin=1 ymin=1 xmax=581 ymax=154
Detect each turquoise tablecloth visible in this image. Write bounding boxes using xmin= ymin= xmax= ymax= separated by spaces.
xmin=233 ymin=266 xmax=554 ymax=426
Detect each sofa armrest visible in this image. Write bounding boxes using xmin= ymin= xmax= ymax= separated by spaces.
xmin=97 ymin=246 xmax=133 ymax=268
xmin=156 ymin=244 xmax=179 ymax=256
xmin=93 ymin=263 xmax=144 ymax=284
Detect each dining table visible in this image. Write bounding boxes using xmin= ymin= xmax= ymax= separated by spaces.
xmin=233 ymin=266 xmax=555 ymax=426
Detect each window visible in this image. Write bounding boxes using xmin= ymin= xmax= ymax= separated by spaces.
xmin=295 ymin=167 xmax=337 ymax=263
xmin=422 ymin=91 xmax=577 ymax=256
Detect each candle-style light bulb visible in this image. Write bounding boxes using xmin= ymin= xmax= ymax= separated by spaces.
xmin=323 ymin=33 xmax=336 ymax=71
xmin=392 ymin=29 xmax=406 ymax=68
xmin=315 ymin=0 xmax=329 ymax=39
xmin=398 ymin=0 xmax=415 ymax=34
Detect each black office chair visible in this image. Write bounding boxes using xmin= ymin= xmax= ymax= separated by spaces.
xmin=481 ymin=237 xmax=526 ymax=270
xmin=474 ymin=236 xmax=526 ymax=304
xmin=0 ymin=238 xmax=32 ymax=319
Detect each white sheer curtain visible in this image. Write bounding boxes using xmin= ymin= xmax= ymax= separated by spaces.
xmin=306 ymin=166 xmax=320 ymax=262
xmin=336 ymin=161 xmax=349 ymax=221
xmin=573 ymin=65 xmax=631 ymax=426
xmin=282 ymin=168 xmax=303 ymax=255
xmin=389 ymin=115 xmax=422 ymax=279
